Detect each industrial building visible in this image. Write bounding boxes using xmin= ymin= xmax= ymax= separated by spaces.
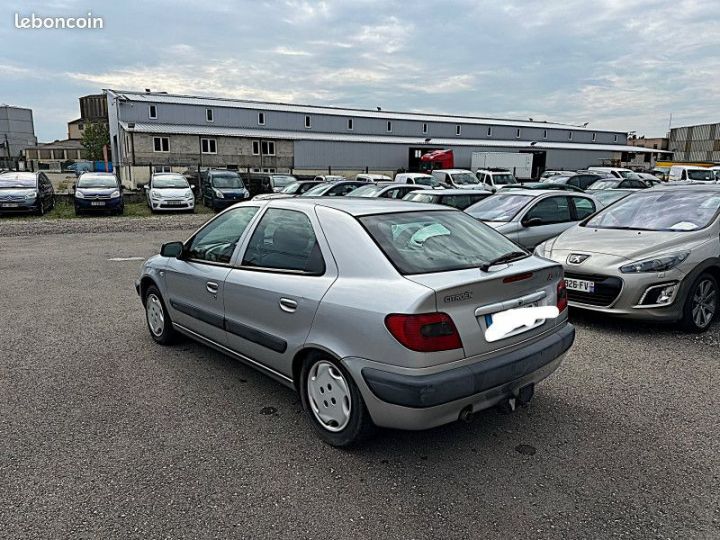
xmin=669 ymin=122 xmax=720 ymax=163
xmin=106 ymin=89 xmax=665 ymax=186
xmin=0 ymin=105 xmax=37 ymax=169
xmin=67 ymin=93 xmax=110 ymax=140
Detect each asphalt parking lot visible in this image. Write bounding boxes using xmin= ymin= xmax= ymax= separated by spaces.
xmin=1 ymin=218 xmax=718 ymax=539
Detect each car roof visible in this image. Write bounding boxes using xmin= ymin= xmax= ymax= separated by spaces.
xmin=433 ymin=169 xmax=474 ymax=174
xmin=650 ymin=183 xmax=720 ymax=192
xmin=0 ymin=171 xmax=37 ymax=179
xmin=267 ymin=196 xmax=448 ymax=216
xmin=407 ymin=189 xmax=490 ymax=195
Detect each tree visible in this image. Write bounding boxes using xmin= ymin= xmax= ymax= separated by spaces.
xmin=81 ymin=122 xmax=110 ymax=161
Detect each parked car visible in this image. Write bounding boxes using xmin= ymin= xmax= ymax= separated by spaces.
xmin=466 ymin=191 xmax=600 ymax=249
xmin=588 ymin=178 xmax=649 ymax=190
xmin=74 ymin=172 xmax=123 ymax=215
xmin=431 ymin=169 xmax=488 ymax=190
xmin=300 ymin=181 xmax=367 ymax=197
xmin=668 ymin=166 xmax=716 ymax=183
xmin=144 ymin=173 xmax=195 ymax=212
xmin=63 ymin=161 xmax=93 ymax=176
xmin=585 ymin=188 xmax=637 ymax=207
xmin=200 ymin=170 xmax=250 ymax=210
xmin=540 ymin=170 xmax=575 ymax=180
xmin=245 ymin=173 xmax=298 ymax=196
xmin=253 ymin=181 xmax=325 ymax=200
xmin=348 ymin=183 xmax=422 ymax=199
xmin=507 ymin=182 xmax=585 ymax=193
xmin=635 ymin=172 xmax=663 ymax=186
xmin=402 ymin=189 xmax=494 ymax=210
xmin=313 ymin=175 xmax=347 ymax=182
xmin=587 ymin=167 xmax=639 ymax=179
xmin=355 ymin=173 xmax=392 ymax=182
xmin=476 ymin=168 xmax=521 ymax=192
xmin=394 ymin=173 xmax=443 ymax=188
xmin=534 ymin=185 xmax=720 ymax=331
xmin=543 ymin=173 xmax=606 ymax=190
xmin=0 ymin=171 xmax=55 ymax=216
xmin=136 ymin=198 xmax=574 ymax=446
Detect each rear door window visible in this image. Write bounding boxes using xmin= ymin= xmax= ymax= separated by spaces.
xmin=241 ymin=208 xmax=325 ymax=274
xmin=524 ymin=196 xmax=572 ymax=224
xmin=571 ymin=196 xmax=596 ymax=219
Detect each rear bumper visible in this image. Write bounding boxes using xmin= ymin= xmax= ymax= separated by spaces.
xmin=345 ymin=324 xmax=574 ymax=430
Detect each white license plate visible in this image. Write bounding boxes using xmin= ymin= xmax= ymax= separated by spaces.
xmin=91 ymin=201 xmax=105 ymax=206
xmin=565 ymin=278 xmax=595 ymax=293
xmin=485 ymin=303 xmax=536 ymax=327
xmin=1 ymin=203 xmax=19 ymax=207
xmin=166 ymin=201 xmax=182 ymax=206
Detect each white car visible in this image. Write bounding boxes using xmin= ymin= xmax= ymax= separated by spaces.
xmin=394 ymin=173 xmax=443 ymax=188
xmin=313 ymin=175 xmax=346 ymax=183
xmin=355 ymin=173 xmax=392 ymax=182
xmin=587 ymin=167 xmax=638 ymax=179
xmin=668 ymin=166 xmax=716 ymax=182
xmin=145 ymin=173 xmax=195 ymax=212
xmin=476 ymin=168 xmax=521 ymax=192
xmin=431 ymin=169 xmax=488 ymax=190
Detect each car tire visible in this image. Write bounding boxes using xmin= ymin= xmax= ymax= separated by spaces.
xmin=144 ymin=286 xmax=177 ymax=345
xmin=36 ymin=200 xmax=44 ymax=216
xmin=681 ymin=272 xmax=718 ymax=332
xmin=299 ymin=354 xmax=375 ymax=447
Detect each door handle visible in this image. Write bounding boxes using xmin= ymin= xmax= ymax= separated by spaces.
xmin=279 ymin=298 xmax=298 ymax=313
xmin=206 ymin=281 xmax=219 ymax=294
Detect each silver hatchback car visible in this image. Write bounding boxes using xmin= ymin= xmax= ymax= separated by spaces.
xmin=466 ymin=190 xmax=601 ymax=250
xmin=136 ymin=198 xmax=575 ymax=446
xmin=535 ymin=185 xmax=720 ymax=331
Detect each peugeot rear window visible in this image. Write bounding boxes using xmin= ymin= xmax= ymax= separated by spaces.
xmin=359 ymin=210 xmax=521 ymax=274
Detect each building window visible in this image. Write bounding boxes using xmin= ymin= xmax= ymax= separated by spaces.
xmin=347 ymin=118 xmax=353 ymax=130
xmin=305 ymin=115 xmax=311 ymax=129
xmin=261 ymin=141 xmax=275 ymax=156
xmin=387 ymin=121 xmax=392 ymax=132
xmin=487 ymin=126 xmax=492 ymax=137
xmin=614 ymin=134 xmax=618 ymax=142
xmin=258 ymin=112 xmax=265 ymax=126
xmin=252 ymin=140 xmax=260 ymax=155
xmin=149 ymin=105 xmax=157 ymax=119
xmin=568 ymin=131 xmax=573 ymax=140
xmin=262 ymin=168 xmax=276 ymax=173
xmin=78 ymin=123 xmax=84 ymax=131
xmin=201 ymin=138 xmax=217 ymax=154
xmin=516 ymin=128 xmax=521 ymax=138
xmin=154 ymin=165 xmax=171 ymax=173
xmin=456 ymin=125 xmax=461 ymax=136
xmin=422 ymin=123 xmax=428 ymax=134
xmin=206 ymin=108 xmax=214 ymax=122
xmin=153 ymin=137 xmax=169 ymax=152
xmin=592 ymin=132 xmax=597 ymax=142
xmin=543 ymin=129 xmax=547 ymax=139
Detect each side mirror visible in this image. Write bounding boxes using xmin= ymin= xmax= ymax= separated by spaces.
xmin=142 ymin=184 xmax=149 ymax=190
xmin=160 ymin=241 xmax=184 ymax=258
xmin=190 ymin=184 xmax=196 ymax=190
xmin=523 ymin=217 xmax=543 ymax=227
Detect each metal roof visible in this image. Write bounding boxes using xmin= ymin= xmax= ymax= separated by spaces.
xmin=121 ymin=122 xmax=668 ymax=154
xmin=109 ymin=89 xmax=615 ymax=132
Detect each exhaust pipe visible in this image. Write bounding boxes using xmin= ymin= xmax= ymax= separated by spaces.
xmin=458 ymin=405 xmax=474 ymax=423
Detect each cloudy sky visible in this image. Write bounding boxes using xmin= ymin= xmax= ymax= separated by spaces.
xmin=2 ymin=0 xmax=718 ymax=141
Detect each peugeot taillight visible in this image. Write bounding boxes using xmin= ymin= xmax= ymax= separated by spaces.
xmin=385 ymin=313 xmax=463 ymax=352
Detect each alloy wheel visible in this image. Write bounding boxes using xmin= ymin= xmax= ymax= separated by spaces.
xmin=306 ymin=360 xmax=352 ymax=432
xmin=691 ymin=278 xmax=717 ymax=329
xmin=146 ymin=293 xmax=165 ymax=336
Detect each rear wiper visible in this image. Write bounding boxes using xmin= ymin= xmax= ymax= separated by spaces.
xmin=480 ymin=251 xmax=528 ymax=272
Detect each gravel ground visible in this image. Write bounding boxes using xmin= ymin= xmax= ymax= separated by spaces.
xmin=0 ymin=221 xmax=718 ymax=539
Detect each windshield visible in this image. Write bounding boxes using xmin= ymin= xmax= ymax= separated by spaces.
xmin=359 ymin=210 xmax=524 ymax=274
xmin=403 ymin=193 xmax=437 ymax=204
xmin=270 ymin=175 xmax=296 ymax=188
xmin=618 ymin=171 xmax=637 ymax=179
xmin=587 ymin=189 xmax=633 ymax=206
xmin=0 ymin=175 xmax=36 ymax=188
xmin=349 ymin=185 xmax=383 ymax=197
xmin=77 ymin=175 xmax=118 ymax=188
xmin=585 ymin=191 xmax=720 ymax=231
xmin=687 ymin=169 xmax=715 ymax=181
xmin=302 ymin=183 xmax=331 ymax=196
xmin=546 ymin=176 xmax=570 ymax=184
xmin=589 ymin=180 xmax=620 ymax=190
xmin=465 ymin=194 xmax=533 ymax=221
xmin=450 ymin=172 xmax=480 ymax=185
xmin=412 ymin=176 xmax=440 ymax=187
xmin=211 ymin=174 xmax=244 ymax=189
xmin=492 ymin=173 xmax=517 ymax=185
xmin=281 ymin=182 xmax=301 ymax=194
xmin=153 ymin=175 xmax=189 ymax=189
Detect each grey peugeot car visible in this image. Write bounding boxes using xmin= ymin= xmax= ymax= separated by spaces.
xmin=136 ymin=198 xmax=575 ymax=446
xmin=466 ymin=190 xmax=601 ymax=250
xmin=535 ymin=185 xmax=720 ymax=331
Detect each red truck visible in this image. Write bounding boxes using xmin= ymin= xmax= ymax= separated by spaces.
xmin=420 ymin=149 xmax=454 ymax=171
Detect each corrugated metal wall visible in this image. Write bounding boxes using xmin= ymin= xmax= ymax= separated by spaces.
xmin=669 ymin=122 xmax=720 ymax=162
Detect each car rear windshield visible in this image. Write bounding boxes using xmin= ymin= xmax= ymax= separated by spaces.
xmin=585 ymin=190 xmax=720 ymax=231
xmin=271 ymin=175 xmax=295 ymax=187
xmin=211 ymin=174 xmax=244 ymax=188
xmin=493 ymin=174 xmax=517 ymax=185
xmin=349 ymin=185 xmax=383 ymax=197
xmin=465 ymin=193 xmax=533 ymax=221
xmin=0 ymin=175 xmax=36 ymax=188
xmin=301 ymin=183 xmax=331 ymax=196
xmin=359 ymin=210 xmax=523 ymax=275
xmin=589 ymin=180 xmax=620 ymax=189
xmin=450 ymin=173 xmax=480 ymax=185
xmin=403 ymin=193 xmax=437 ymax=204
xmin=77 ymin=175 xmax=117 ymax=188
xmin=412 ymin=176 xmax=440 ymax=187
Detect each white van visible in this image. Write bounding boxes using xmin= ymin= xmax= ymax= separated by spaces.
xmin=587 ymin=167 xmax=638 ymax=179
xmin=430 ymin=169 xmax=487 ymax=190
xmin=355 ymin=173 xmax=392 ymax=182
xmin=668 ymin=166 xmax=716 ymax=182
xmin=394 ymin=173 xmax=443 ymax=188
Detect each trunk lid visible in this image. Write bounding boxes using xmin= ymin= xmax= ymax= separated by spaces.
xmin=405 ymin=256 xmax=563 ymax=357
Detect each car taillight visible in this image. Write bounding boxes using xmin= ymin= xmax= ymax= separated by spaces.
xmin=557 ymin=279 xmax=568 ymax=312
xmin=385 ymin=313 xmax=463 ymax=352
